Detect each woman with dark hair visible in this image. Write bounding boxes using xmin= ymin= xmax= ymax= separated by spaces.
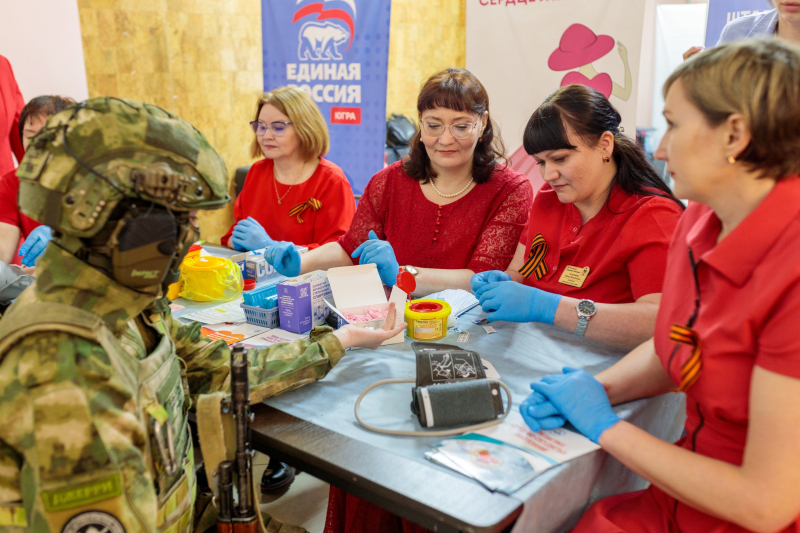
xmin=526 ymin=39 xmax=800 ymax=533
xmin=0 ymin=94 xmax=75 ymax=269
xmin=472 ymin=85 xmax=683 ymax=350
xmin=264 ymin=68 xmax=533 ymax=296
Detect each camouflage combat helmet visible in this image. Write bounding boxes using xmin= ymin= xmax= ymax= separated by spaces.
xmin=15 ymin=97 xmax=231 ymax=290
xmin=16 ymin=96 xmax=229 ymax=236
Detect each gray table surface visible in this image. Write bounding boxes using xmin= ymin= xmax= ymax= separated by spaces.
xmin=261 ymin=308 xmax=687 ymax=533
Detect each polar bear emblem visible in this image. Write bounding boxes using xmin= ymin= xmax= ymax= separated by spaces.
xmin=298 ymin=21 xmax=350 ymax=61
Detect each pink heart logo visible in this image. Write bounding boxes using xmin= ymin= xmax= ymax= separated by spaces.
xmin=560 ymin=72 xmax=612 ymax=99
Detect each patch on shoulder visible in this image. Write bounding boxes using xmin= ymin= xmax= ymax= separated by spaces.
xmin=61 ymin=511 xmax=125 ymax=533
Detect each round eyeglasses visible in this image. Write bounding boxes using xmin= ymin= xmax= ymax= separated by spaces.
xmin=421 ymin=120 xmax=480 ymax=140
xmin=250 ymin=121 xmax=293 ymax=137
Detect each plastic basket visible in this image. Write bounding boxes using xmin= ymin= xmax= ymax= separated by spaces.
xmin=240 ymin=303 xmax=279 ymax=328
xmin=242 ymin=284 xmax=278 ymax=308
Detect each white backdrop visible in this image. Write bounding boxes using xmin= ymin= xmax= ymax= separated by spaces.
xmin=0 ymin=0 xmax=89 ymax=104
xmin=466 ymin=0 xmax=647 ymax=157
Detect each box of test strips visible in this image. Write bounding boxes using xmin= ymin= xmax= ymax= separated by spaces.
xmin=277 ymin=270 xmax=333 ymax=333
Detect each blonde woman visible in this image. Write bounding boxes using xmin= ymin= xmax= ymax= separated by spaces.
xmin=524 ymin=40 xmax=800 ymax=533
xmin=222 ymin=87 xmax=356 ymax=251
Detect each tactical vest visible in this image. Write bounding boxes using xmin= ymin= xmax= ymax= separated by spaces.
xmin=0 ymin=299 xmax=196 ymax=533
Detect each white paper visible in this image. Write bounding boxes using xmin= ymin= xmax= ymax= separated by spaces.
xmin=181 ymin=299 xmax=246 ymax=324
xmin=423 ymin=289 xmax=480 ymax=318
xmin=199 ymin=322 xmax=271 ymax=345
xmin=244 ymin=328 xmax=308 ymax=347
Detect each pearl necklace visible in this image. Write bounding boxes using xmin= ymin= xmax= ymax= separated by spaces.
xmin=430 ymin=177 xmax=474 ymax=198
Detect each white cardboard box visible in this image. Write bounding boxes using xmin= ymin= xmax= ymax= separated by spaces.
xmin=327 ymin=264 xmax=407 ymax=346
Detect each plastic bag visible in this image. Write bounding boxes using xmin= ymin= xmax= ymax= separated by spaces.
xmin=179 ymin=256 xmax=243 ymax=302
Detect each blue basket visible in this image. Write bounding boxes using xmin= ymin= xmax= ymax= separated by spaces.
xmin=242 ymin=284 xmax=278 ymax=308
xmin=240 ymin=303 xmax=279 ymax=328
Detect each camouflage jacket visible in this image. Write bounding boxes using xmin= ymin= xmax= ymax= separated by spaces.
xmin=0 ymin=246 xmax=346 ymax=532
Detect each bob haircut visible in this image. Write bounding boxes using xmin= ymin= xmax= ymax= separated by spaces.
xmin=19 ymin=95 xmax=76 ymax=140
xmin=250 ymin=86 xmax=329 ymax=161
xmin=664 ymin=38 xmax=800 ymax=181
xmin=403 ymin=68 xmax=505 ymax=185
xmin=524 ymin=84 xmax=683 ymax=209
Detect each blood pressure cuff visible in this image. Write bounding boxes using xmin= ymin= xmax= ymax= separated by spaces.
xmin=412 ymin=342 xmax=486 ymax=387
xmin=410 ymin=342 xmax=502 ymax=428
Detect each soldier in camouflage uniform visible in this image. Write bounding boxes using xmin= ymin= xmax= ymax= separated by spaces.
xmin=0 ymin=97 xmax=404 ymax=533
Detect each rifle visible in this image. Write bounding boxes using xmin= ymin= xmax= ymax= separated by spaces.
xmin=217 ymin=343 xmax=259 ymax=533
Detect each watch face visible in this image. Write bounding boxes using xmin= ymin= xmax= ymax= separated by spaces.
xmin=577 ymin=300 xmax=596 ymax=316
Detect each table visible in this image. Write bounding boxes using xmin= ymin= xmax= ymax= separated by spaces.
xmin=249 ymin=309 xmax=686 ymax=533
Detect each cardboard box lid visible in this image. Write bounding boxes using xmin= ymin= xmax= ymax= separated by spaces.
xmin=327 ymin=264 xmax=387 ymax=309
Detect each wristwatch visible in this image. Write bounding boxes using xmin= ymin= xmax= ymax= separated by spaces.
xmin=574 ymin=299 xmax=596 ymax=336
xmin=402 ymin=265 xmax=419 ymax=277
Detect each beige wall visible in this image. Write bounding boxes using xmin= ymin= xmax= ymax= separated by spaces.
xmin=77 ymin=0 xmax=263 ymax=243
xmin=385 ymin=0 xmax=467 ymax=121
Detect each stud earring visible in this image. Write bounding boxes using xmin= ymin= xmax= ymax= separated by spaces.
xmin=604 ymin=157 xmax=611 ymax=163
xmin=727 ymin=156 xmax=736 ymax=165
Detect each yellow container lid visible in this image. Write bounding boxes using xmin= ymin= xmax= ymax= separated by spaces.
xmin=182 ymin=255 xmax=227 ymax=272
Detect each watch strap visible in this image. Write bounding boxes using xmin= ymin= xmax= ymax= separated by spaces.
xmin=574 ymin=316 xmax=590 ymax=336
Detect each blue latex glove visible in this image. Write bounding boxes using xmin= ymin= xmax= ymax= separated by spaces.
xmin=351 ymin=230 xmax=399 ymax=287
xmin=470 ymin=270 xmax=512 ymax=298
xmin=264 ymin=241 xmax=301 ymax=277
xmin=519 ymin=391 xmax=566 ymax=433
xmin=18 ymin=225 xmax=52 ymax=267
xmin=530 ymin=367 xmax=621 ymax=443
xmin=478 ymin=282 xmax=562 ymax=324
xmin=231 ymin=217 xmax=274 ymax=252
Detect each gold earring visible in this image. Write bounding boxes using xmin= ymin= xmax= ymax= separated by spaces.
xmin=604 ymin=157 xmax=611 ymax=163
xmin=727 ymin=156 xmax=736 ymax=165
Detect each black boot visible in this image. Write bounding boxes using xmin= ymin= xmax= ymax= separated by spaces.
xmin=260 ymin=458 xmax=296 ymax=493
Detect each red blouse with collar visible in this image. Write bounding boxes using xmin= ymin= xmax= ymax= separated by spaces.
xmin=519 ymin=183 xmax=683 ymax=302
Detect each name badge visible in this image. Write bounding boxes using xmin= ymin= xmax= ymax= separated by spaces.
xmin=558 ymin=266 xmax=590 ymax=288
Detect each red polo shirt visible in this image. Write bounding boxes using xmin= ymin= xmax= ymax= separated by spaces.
xmin=520 ymin=183 xmax=683 ymax=303
xmin=0 ymin=169 xmax=42 ymax=265
xmin=0 ymin=55 xmax=24 ymax=177
xmin=574 ymin=177 xmax=800 ymax=533
xmin=221 ymin=157 xmax=355 ymax=250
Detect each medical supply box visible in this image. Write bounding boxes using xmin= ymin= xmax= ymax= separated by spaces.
xmin=277 ymin=271 xmax=334 ymax=333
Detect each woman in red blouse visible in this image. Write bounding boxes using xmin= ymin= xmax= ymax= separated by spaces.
xmin=472 ymin=85 xmax=683 ymax=350
xmin=523 ymin=39 xmax=800 ymax=533
xmin=221 ymin=87 xmax=355 ymax=251
xmin=265 ymin=69 xmax=533 ymax=296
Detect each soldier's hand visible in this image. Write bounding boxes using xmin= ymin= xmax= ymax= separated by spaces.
xmin=333 ymin=302 xmax=407 ymax=350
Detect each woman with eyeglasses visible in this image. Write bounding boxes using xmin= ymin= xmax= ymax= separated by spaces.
xmin=523 ymin=40 xmax=800 ymax=533
xmin=220 ymin=86 xmax=356 ymax=251
xmin=265 ymin=68 xmax=533 ymax=298
xmin=471 ymin=85 xmax=684 ymax=350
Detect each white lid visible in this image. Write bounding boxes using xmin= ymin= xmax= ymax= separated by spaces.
xmin=327 ymin=264 xmax=387 ymax=309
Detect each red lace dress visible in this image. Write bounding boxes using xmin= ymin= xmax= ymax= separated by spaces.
xmin=326 ymin=161 xmax=533 ymax=533
xmin=338 ymin=161 xmax=533 ymax=272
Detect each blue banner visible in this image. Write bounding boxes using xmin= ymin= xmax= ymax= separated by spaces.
xmin=704 ymin=0 xmax=773 ymax=48
xmin=261 ymin=0 xmax=392 ymax=194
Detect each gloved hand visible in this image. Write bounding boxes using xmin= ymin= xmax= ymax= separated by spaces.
xmin=530 ymin=367 xmax=621 ymax=443
xmin=519 ymin=390 xmax=566 ymax=433
xmin=478 ymin=282 xmax=562 ymax=324
xmin=231 ymin=217 xmax=274 ymax=252
xmin=264 ymin=241 xmax=301 ymax=277
xmin=351 ymin=230 xmax=399 ymax=287
xmin=470 ymin=270 xmax=511 ymax=298
xmin=18 ymin=225 xmax=53 ymax=267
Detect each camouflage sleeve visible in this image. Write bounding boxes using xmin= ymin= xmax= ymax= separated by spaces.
xmin=165 ymin=311 xmax=346 ymax=403
xmin=0 ymin=332 xmax=157 ymax=533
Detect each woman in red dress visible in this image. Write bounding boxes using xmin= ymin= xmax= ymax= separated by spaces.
xmin=265 ymin=68 xmax=533 ymax=297
xmin=221 ymin=86 xmax=355 ymax=251
xmin=523 ymin=40 xmax=800 ymax=533
xmin=472 ymin=85 xmax=684 ymax=350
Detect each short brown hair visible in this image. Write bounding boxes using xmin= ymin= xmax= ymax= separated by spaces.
xmin=664 ymin=39 xmax=800 ymax=180
xmin=19 ymin=95 xmax=76 ymax=139
xmin=403 ymin=68 xmax=505 ymax=184
xmin=250 ymin=87 xmax=329 ymax=160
